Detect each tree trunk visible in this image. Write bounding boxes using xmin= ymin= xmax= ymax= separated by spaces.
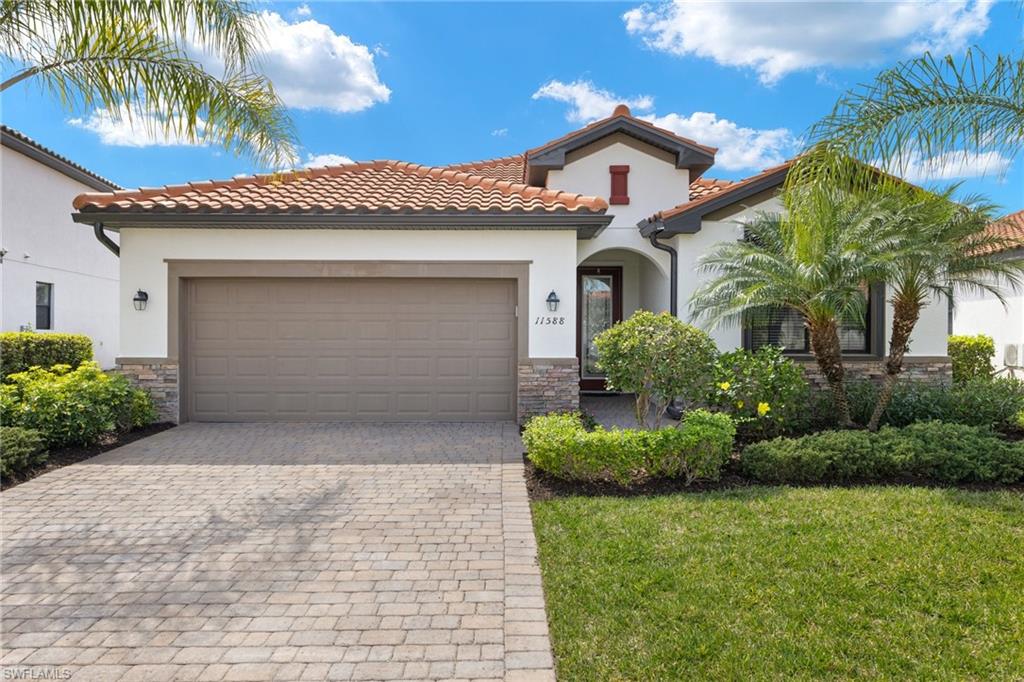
xmin=808 ymin=318 xmax=855 ymax=427
xmin=867 ymin=298 xmax=921 ymax=431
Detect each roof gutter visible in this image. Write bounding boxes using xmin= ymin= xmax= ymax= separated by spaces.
xmin=648 ymin=228 xmax=677 ymax=316
xmin=91 ymin=222 xmax=119 ymax=257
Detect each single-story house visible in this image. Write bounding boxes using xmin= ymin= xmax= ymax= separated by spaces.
xmin=2 ymin=125 xmax=121 ymax=367
xmin=953 ymin=209 xmax=1024 ymax=374
xmin=71 ymin=104 xmax=951 ymax=424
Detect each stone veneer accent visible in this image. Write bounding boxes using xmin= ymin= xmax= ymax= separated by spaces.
xmin=518 ymin=358 xmax=580 ymax=422
xmin=116 ymin=359 xmax=180 ymax=423
xmin=796 ymin=357 xmax=952 ymax=390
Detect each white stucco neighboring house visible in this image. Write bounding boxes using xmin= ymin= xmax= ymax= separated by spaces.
xmin=1 ymin=126 xmax=121 ymax=368
xmin=953 ymin=210 xmax=1024 ymax=374
xmin=70 ymin=104 xmax=953 ymax=424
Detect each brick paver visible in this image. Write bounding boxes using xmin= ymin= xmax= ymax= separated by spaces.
xmin=1 ymin=423 xmax=555 ymax=681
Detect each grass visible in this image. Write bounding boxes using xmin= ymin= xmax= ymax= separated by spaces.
xmin=531 ymin=486 xmax=1024 ymax=681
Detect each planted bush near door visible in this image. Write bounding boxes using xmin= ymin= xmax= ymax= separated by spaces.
xmin=523 ymin=410 xmax=735 ymax=486
xmin=0 ymin=362 xmax=156 ymax=447
xmin=0 ymin=332 xmax=93 ymax=379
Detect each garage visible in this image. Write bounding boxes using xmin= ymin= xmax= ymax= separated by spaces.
xmin=185 ymin=277 xmax=517 ymax=421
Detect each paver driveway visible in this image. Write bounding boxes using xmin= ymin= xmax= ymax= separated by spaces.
xmin=1 ymin=423 xmax=554 ymax=682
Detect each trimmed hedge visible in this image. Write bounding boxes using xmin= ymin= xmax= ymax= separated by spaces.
xmin=741 ymin=421 xmax=1024 ymax=484
xmin=0 ymin=427 xmax=47 ymax=480
xmin=948 ymin=334 xmax=995 ymax=384
xmin=0 ymin=332 xmax=92 ymax=379
xmin=847 ymin=377 xmax=1024 ymax=430
xmin=524 ymin=410 xmax=736 ymax=486
xmin=0 ymin=362 xmax=156 ymax=447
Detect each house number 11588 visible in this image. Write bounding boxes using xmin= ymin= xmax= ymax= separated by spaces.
xmin=535 ymin=316 xmax=566 ymax=325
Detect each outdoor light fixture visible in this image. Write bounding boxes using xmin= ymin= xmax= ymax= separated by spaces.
xmin=133 ymin=289 xmax=149 ymax=311
xmin=546 ymin=290 xmax=560 ymax=312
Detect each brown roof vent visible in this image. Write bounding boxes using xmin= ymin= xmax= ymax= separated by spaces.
xmin=612 ymin=103 xmax=631 ymax=117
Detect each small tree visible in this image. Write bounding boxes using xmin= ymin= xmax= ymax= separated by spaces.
xmin=594 ymin=310 xmax=718 ymax=428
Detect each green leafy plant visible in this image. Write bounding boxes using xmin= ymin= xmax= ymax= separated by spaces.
xmin=707 ymin=346 xmax=810 ymax=440
xmin=948 ymin=334 xmax=996 ymax=384
xmin=846 ymin=377 xmax=1024 ymax=430
xmin=594 ymin=311 xmax=718 ymax=428
xmin=0 ymin=362 xmax=144 ymax=447
xmin=0 ymin=332 xmax=92 ymax=379
xmin=523 ymin=410 xmax=735 ymax=486
xmin=742 ymin=421 xmax=1024 ymax=484
xmin=0 ymin=427 xmax=47 ymax=480
xmin=124 ymin=389 xmax=158 ymax=430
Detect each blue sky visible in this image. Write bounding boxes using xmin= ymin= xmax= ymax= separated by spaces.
xmin=2 ymin=1 xmax=1022 ymax=212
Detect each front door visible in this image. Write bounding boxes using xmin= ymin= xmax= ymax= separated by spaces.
xmin=577 ymin=266 xmax=623 ymax=391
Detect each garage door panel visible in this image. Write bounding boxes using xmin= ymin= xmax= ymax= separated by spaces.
xmin=188 ymin=277 xmax=516 ymax=421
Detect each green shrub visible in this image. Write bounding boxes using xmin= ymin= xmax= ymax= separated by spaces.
xmin=123 ymin=388 xmax=157 ymax=429
xmin=847 ymin=377 xmax=1024 ymax=429
xmin=0 ymin=362 xmax=137 ymax=447
xmin=706 ymin=346 xmax=810 ymax=440
xmin=0 ymin=427 xmax=47 ymax=479
xmin=0 ymin=332 xmax=92 ymax=379
xmin=594 ymin=310 xmax=718 ymax=428
xmin=523 ymin=410 xmax=735 ymax=486
xmin=741 ymin=421 xmax=1024 ymax=484
xmin=948 ymin=334 xmax=995 ymax=384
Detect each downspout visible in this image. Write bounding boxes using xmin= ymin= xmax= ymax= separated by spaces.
xmin=92 ymin=222 xmax=119 ymax=257
xmin=648 ymin=228 xmax=677 ymax=316
xmin=649 ymin=227 xmax=683 ymax=419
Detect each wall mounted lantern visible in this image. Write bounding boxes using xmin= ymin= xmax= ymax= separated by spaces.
xmin=546 ymin=290 xmax=560 ymax=312
xmin=133 ymin=289 xmax=149 ymax=311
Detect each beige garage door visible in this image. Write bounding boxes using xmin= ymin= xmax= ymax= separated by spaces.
xmin=186 ymin=278 xmax=517 ymax=421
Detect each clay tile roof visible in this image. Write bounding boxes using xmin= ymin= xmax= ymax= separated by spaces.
xmin=980 ymin=210 xmax=1024 ymax=255
xmin=444 ymin=155 xmax=527 ymax=183
xmin=526 ymin=106 xmax=718 ymax=158
xmin=689 ymin=177 xmax=733 ymax=201
xmin=73 ymin=160 xmax=608 ymax=215
xmin=650 ymin=160 xmax=793 ymax=223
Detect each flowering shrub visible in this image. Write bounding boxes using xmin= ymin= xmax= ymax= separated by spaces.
xmin=523 ymin=410 xmax=736 ymax=486
xmin=706 ymin=347 xmax=809 ymax=440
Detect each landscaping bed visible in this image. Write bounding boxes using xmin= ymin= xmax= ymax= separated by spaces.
xmin=1 ymin=422 xmax=175 ymax=490
xmin=532 ymin=487 xmax=1024 ymax=680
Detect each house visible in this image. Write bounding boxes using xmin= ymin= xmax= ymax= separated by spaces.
xmin=953 ymin=209 xmax=1024 ymax=374
xmin=1 ymin=126 xmax=121 ymax=368
xmin=70 ymin=104 xmax=951 ymax=424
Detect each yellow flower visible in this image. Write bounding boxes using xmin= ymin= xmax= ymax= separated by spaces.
xmin=736 ymin=400 xmax=744 ymax=409
xmin=718 ymin=381 xmax=731 ymax=391
xmin=757 ymin=402 xmax=771 ymax=417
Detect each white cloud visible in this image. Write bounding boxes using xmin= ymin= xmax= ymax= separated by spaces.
xmin=623 ymin=0 xmax=993 ymax=85
xmin=68 ymin=104 xmax=206 ymax=147
xmin=302 ymin=152 xmax=354 ymax=168
xmin=193 ymin=11 xmax=390 ymax=113
xmin=491 ymin=128 xmax=508 ymax=137
xmin=532 ymin=79 xmax=653 ymax=123
xmin=533 ymin=79 xmax=795 ymax=171
xmin=644 ymin=111 xmax=794 ymax=171
xmin=292 ymin=3 xmax=312 ymax=18
xmin=887 ymin=150 xmax=1012 ymax=183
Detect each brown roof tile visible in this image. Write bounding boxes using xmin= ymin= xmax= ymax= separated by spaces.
xmin=648 ymin=160 xmax=793 ymax=223
xmin=980 ymin=210 xmax=1024 ymax=254
xmin=444 ymin=155 xmax=526 ymax=183
xmin=74 ymin=160 xmax=608 ymax=215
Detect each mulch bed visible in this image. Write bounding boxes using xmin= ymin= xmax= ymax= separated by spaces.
xmin=524 ymin=454 xmax=1024 ymax=502
xmin=1 ymin=423 xmax=176 ymax=490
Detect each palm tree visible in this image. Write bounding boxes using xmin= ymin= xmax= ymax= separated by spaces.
xmin=0 ymin=0 xmax=296 ymax=168
xmin=788 ymin=49 xmax=1023 ymax=192
xmin=866 ymin=189 xmax=1024 ymax=430
xmin=690 ymin=186 xmax=898 ymax=427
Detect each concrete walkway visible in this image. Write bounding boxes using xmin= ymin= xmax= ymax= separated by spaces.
xmin=1 ymin=423 xmax=553 ymax=682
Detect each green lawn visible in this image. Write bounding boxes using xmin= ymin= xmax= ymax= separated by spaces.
xmin=532 ymin=487 xmax=1024 ymax=681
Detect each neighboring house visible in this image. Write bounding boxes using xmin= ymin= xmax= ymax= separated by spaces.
xmin=1 ymin=126 xmax=121 ymax=368
xmin=71 ymin=104 xmax=951 ymax=424
xmin=953 ymin=209 xmax=1024 ymax=374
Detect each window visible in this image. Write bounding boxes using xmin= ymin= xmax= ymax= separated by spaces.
xmin=35 ymin=282 xmax=53 ymax=330
xmin=745 ymin=291 xmax=877 ymax=354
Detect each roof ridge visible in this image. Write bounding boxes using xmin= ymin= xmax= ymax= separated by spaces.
xmin=1 ymin=124 xmax=120 ymax=190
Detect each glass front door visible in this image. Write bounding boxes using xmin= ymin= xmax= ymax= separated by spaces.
xmin=577 ymin=267 xmax=622 ymax=390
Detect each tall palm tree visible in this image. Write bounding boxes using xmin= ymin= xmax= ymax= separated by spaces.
xmin=690 ymin=186 xmax=898 ymax=427
xmin=866 ymin=189 xmax=1024 ymax=430
xmin=0 ymin=0 xmax=296 ymax=168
